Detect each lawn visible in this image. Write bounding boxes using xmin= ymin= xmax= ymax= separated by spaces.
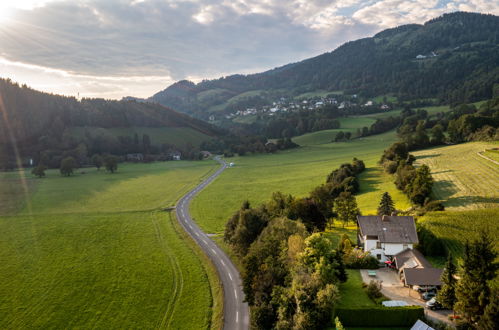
xmin=337 ymin=270 xmax=375 ymax=308
xmin=412 ymin=142 xmax=499 ymax=210
xmin=191 ymin=130 xmax=400 ymax=234
xmin=0 ymin=160 xmax=221 ymax=329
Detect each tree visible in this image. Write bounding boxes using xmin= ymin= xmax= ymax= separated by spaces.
xmin=104 ymin=155 xmax=118 ymax=173
xmin=60 ymin=156 xmax=76 ymax=176
xmin=455 ymin=232 xmax=498 ymax=324
xmin=405 ymin=164 xmax=433 ymax=205
xmin=91 ymin=154 xmax=103 ymax=170
xmin=437 ymin=254 xmax=457 ymax=310
xmin=335 ymin=317 xmax=345 ymax=330
xmin=334 ymin=131 xmax=345 ymax=142
xmin=142 ymin=134 xmax=151 ymax=153
xmin=31 ymin=163 xmax=46 ymax=178
xmin=430 ymin=124 xmax=445 ymax=145
xmin=334 ymin=192 xmax=360 ymax=227
xmin=377 ymin=192 xmax=395 ymax=215
xmin=477 ymin=288 xmax=498 ymax=330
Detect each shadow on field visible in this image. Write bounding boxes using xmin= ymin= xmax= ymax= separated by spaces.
xmin=445 ymin=195 xmax=499 ymax=208
xmin=357 ymin=168 xmax=382 ymax=193
xmin=434 ymin=180 xmax=458 ymax=199
xmin=432 ymin=169 xmax=453 ymax=175
xmin=416 ymin=153 xmax=441 ymax=159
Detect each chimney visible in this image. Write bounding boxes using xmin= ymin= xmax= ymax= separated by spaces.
xmin=382 ymin=215 xmax=388 ymax=221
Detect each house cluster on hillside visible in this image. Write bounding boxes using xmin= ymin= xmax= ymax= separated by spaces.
xmin=357 ymin=215 xmax=443 ymax=289
xmin=224 ymin=95 xmax=391 ymax=120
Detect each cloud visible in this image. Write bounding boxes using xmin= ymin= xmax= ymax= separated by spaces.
xmin=0 ymin=0 xmax=497 ymax=99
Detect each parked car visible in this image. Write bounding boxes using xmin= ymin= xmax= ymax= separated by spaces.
xmin=421 ymin=291 xmax=437 ymax=300
xmin=413 ymin=285 xmax=437 ymax=293
xmin=426 ymin=297 xmax=445 ymax=310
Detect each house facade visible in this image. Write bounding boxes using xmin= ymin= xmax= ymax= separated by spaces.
xmin=357 ymin=215 xmax=418 ymax=262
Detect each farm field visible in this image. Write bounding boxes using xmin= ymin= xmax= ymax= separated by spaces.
xmin=483 ymin=148 xmax=499 ymax=162
xmin=412 ymin=142 xmax=499 ymax=210
xmin=0 ymin=161 xmax=220 ymax=329
xmin=191 ymin=130 xmax=404 ymax=234
xmin=418 ymin=208 xmax=499 ymax=261
xmin=70 ymin=126 xmax=213 ymax=148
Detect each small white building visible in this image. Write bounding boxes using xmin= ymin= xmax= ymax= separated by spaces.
xmin=357 ymin=215 xmax=418 ymax=262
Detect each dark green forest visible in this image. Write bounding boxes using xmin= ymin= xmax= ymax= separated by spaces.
xmin=0 ymin=78 xmax=222 ymax=168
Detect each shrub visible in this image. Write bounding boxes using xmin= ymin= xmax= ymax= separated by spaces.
xmin=334 ymin=306 xmax=424 ymax=327
xmin=366 ymin=280 xmax=383 ymax=300
xmin=424 ymin=200 xmax=445 ymax=211
xmin=384 ymin=160 xmax=398 ymax=174
xmin=344 ymin=248 xmax=379 ymax=269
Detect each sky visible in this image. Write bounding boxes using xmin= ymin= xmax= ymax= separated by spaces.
xmin=0 ymin=0 xmax=498 ymax=99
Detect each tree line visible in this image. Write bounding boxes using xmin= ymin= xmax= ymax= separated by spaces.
xmin=436 ymin=233 xmax=497 ymax=329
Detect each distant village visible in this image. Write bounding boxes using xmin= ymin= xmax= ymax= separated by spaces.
xmin=212 ymin=94 xmax=392 ymax=122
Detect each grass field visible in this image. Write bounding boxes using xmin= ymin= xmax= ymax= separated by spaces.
xmin=71 ymin=126 xmax=213 ymax=148
xmin=191 ymin=130 xmax=406 ymax=234
xmin=412 ymin=142 xmax=499 ymax=210
xmin=418 ymin=208 xmax=499 ymax=262
xmin=292 ymin=117 xmax=377 ymax=146
xmin=338 ymin=270 xmax=375 ymax=308
xmin=0 ymin=161 xmax=221 ymax=329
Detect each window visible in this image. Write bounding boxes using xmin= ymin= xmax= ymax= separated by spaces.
xmin=376 ymin=254 xmax=382 ymax=260
xmin=376 ymin=241 xmax=381 ymax=249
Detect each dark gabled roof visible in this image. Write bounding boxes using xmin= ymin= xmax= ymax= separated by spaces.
xmin=357 ymin=215 xmax=418 ymax=244
xmin=394 ymin=248 xmax=432 ymax=269
xmin=404 ymin=268 xmax=443 ymax=286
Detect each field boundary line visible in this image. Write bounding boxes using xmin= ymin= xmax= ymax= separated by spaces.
xmin=477 ymin=151 xmax=499 ymax=166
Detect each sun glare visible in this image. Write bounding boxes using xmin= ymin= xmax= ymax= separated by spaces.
xmin=0 ymin=5 xmax=14 ymax=22
xmin=0 ymin=1 xmax=56 ymax=22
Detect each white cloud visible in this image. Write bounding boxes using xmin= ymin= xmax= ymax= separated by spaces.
xmin=0 ymin=57 xmax=174 ymax=99
xmin=0 ymin=0 xmax=497 ymax=99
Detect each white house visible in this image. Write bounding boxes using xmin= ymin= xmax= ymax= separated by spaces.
xmin=357 ymin=215 xmax=418 ymax=262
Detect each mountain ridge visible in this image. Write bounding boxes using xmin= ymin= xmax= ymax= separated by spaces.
xmin=148 ymin=12 xmax=499 ymax=118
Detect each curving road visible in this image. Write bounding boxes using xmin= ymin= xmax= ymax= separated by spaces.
xmin=175 ymin=156 xmax=249 ymax=330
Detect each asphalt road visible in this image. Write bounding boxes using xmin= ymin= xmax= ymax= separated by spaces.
xmin=175 ymin=157 xmax=249 ymax=330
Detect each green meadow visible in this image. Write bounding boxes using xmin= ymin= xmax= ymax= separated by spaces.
xmin=191 ymin=130 xmax=409 ymax=234
xmin=0 ymin=161 xmax=221 ymax=329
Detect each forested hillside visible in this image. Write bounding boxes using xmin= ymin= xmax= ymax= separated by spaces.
xmin=0 ymin=79 xmax=221 ymax=168
xmin=150 ymin=12 xmax=499 ymax=118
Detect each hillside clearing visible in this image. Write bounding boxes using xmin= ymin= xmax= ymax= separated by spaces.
xmin=412 ymin=142 xmax=499 ymax=210
xmin=0 ymin=161 xmax=220 ymax=329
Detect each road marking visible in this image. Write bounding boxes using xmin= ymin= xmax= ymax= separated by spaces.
xmin=211 ymin=248 xmax=217 ymax=255
xmin=221 ymin=260 xmax=225 ymax=266
xmin=228 ymin=273 xmax=233 ymax=281
xmin=234 ymin=289 xmax=238 ymax=299
xmin=188 ymin=224 xmax=193 ymax=229
xmin=195 ymin=232 xmax=200 ymax=237
xmin=236 ymin=311 xmax=239 ymax=323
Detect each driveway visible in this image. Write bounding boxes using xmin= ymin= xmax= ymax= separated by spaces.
xmin=360 ymin=268 xmax=453 ymax=326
